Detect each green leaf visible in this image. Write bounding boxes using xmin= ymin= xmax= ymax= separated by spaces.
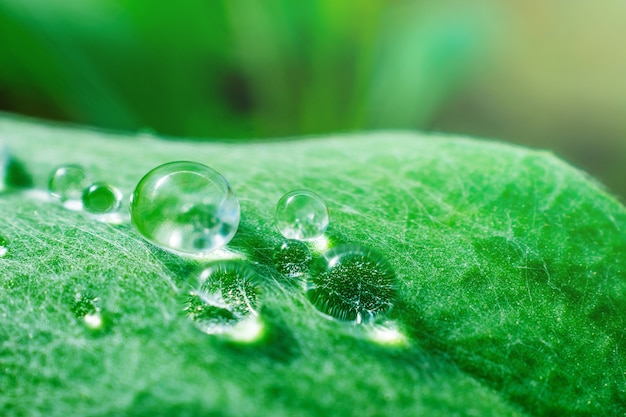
xmin=1 ymin=114 xmax=625 ymax=416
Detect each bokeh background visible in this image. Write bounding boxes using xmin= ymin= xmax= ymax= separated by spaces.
xmin=1 ymin=0 xmax=625 ymax=195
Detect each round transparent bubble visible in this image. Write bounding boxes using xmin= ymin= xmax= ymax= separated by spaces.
xmin=130 ymin=161 xmax=240 ymax=256
xmin=275 ymin=189 xmax=329 ymax=241
xmin=82 ymin=182 xmax=123 ymax=214
xmin=182 ymin=260 xmax=262 ymax=334
xmin=48 ymin=164 xmax=89 ymax=203
xmin=306 ymin=244 xmax=397 ymax=324
xmin=273 ymin=239 xmax=312 ymax=277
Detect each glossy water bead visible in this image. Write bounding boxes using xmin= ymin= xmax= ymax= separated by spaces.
xmin=82 ymin=182 xmax=123 ymax=214
xmin=273 ymin=239 xmax=312 ymax=277
xmin=182 ymin=260 xmax=262 ymax=334
xmin=275 ymin=190 xmax=329 ymax=240
xmin=48 ymin=164 xmax=88 ymax=202
xmin=130 ymin=161 xmax=240 ymax=256
xmin=306 ymin=244 xmax=397 ymax=324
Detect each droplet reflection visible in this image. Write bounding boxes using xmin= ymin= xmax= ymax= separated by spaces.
xmin=182 ymin=260 xmax=262 ymax=336
xmin=130 ymin=161 xmax=240 ymax=256
xmin=306 ymin=244 xmax=397 ymax=324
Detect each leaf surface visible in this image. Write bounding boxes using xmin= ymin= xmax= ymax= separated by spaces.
xmin=1 ymin=115 xmax=625 ymax=416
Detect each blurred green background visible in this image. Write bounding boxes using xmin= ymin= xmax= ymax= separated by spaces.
xmin=1 ymin=0 xmax=626 ymax=195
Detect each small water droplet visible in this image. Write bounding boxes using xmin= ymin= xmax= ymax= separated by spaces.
xmin=306 ymin=244 xmax=397 ymax=324
xmin=48 ymin=164 xmax=89 ymax=204
xmin=0 ymin=236 xmax=9 ymax=258
xmin=82 ymin=182 xmax=123 ymax=214
xmin=273 ymin=239 xmax=312 ymax=277
xmin=130 ymin=161 xmax=240 ymax=256
xmin=182 ymin=260 xmax=262 ymax=334
xmin=275 ymin=189 xmax=329 ymax=240
xmin=71 ymin=292 xmax=103 ymax=329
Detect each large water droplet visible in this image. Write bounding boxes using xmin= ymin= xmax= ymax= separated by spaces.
xmin=130 ymin=161 xmax=240 ymax=256
xmin=48 ymin=164 xmax=89 ymax=205
xmin=0 ymin=236 xmax=9 ymax=258
xmin=306 ymin=244 xmax=397 ymax=324
xmin=71 ymin=292 xmax=103 ymax=329
xmin=273 ymin=239 xmax=312 ymax=277
xmin=82 ymin=182 xmax=123 ymax=214
xmin=182 ymin=260 xmax=261 ymax=334
xmin=275 ymin=189 xmax=329 ymax=240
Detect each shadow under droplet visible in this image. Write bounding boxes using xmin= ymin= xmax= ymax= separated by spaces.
xmin=221 ymin=307 xmax=301 ymax=364
xmin=5 ymin=155 xmax=34 ymax=189
xmin=144 ymin=244 xmax=201 ymax=288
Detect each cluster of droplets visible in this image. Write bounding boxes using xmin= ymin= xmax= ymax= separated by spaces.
xmin=122 ymin=161 xmax=397 ymax=327
xmin=2 ymin=147 xmax=399 ymax=335
xmin=48 ymin=164 xmax=123 ymax=217
xmin=272 ymin=189 xmax=397 ymax=325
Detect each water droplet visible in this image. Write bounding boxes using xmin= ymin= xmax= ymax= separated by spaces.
xmin=275 ymin=189 xmax=329 ymax=240
xmin=130 ymin=161 xmax=240 ymax=256
xmin=48 ymin=164 xmax=88 ymax=204
xmin=0 ymin=236 xmax=8 ymax=258
xmin=82 ymin=182 xmax=123 ymax=214
xmin=273 ymin=239 xmax=312 ymax=277
xmin=182 ymin=260 xmax=262 ymax=334
xmin=306 ymin=244 xmax=397 ymax=324
xmin=71 ymin=292 xmax=103 ymax=329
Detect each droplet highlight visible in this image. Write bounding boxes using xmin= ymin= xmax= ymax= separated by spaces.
xmin=0 ymin=236 xmax=8 ymax=258
xmin=273 ymin=239 xmax=312 ymax=277
xmin=48 ymin=164 xmax=88 ymax=204
xmin=130 ymin=161 xmax=240 ymax=256
xmin=275 ymin=189 xmax=329 ymax=241
xmin=82 ymin=182 xmax=123 ymax=214
xmin=306 ymin=244 xmax=397 ymax=324
xmin=182 ymin=260 xmax=262 ymax=334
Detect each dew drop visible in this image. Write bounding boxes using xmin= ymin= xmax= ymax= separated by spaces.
xmin=48 ymin=164 xmax=89 ymax=204
xmin=182 ymin=260 xmax=262 ymax=334
xmin=130 ymin=161 xmax=240 ymax=256
xmin=273 ymin=239 xmax=312 ymax=277
xmin=275 ymin=189 xmax=329 ymax=240
xmin=0 ymin=236 xmax=8 ymax=258
xmin=82 ymin=182 xmax=123 ymax=214
xmin=306 ymin=244 xmax=397 ymax=324
xmin=71 ymin=292 xmax=103 ymax=329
